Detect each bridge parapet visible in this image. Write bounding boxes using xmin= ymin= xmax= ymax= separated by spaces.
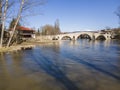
xmin=36 ymin=31 xmax=112 ymax=40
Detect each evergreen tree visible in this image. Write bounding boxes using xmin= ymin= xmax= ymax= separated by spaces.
xmin=9 ymin=18 xmax=21 ymax=29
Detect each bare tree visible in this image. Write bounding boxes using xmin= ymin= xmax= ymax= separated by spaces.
xmin=41 ymin=24 xmax=54 ymax=35
xmin=0 ymin=0 xmax=15 ymax=47
xmin=0 ymin=0 xmax=8 ymax=47
xmin=115 ymin=6 xmax=120 ymax=26
xmin=6 ymin=0 xmax=24 ymax=47
xmin=54 ymin=19 xmax=61 ymax=34
xmin=7 ymin=0 xmax=45 ymax=47
xmin=0 ymin=0 xmax=2 ymax=25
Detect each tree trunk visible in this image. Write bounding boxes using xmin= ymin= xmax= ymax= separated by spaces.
xmin=7 ymin=0 xmax=24 ymax=47
xmin=0 ymin=0 xmax=8 ymax=47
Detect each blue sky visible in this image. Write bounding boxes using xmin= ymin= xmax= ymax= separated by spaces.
xmin=27 ymin=0 xmax=120 ymax=32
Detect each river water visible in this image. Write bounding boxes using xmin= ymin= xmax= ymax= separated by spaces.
xmin=0 ymin=40 xmax=120 ymax=90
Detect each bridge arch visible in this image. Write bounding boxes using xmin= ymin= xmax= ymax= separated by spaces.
xmin=52 ymin=31 xmax=111 ymax=40
xmin=96 ymin=35 xmax=106 ymax=40
xmin=61 ymin=36 xmax=72 ymax=40
xmin=77 ymin=34 xmax=92 ymax=40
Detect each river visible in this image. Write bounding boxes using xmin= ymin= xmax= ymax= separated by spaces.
xmin=0 ymin=40 xmax=120 ymax=90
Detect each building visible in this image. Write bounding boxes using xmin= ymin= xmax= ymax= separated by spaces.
xmin=17 ymin=26 xmax=35 ymax=38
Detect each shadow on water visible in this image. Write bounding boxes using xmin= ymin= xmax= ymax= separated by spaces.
xmin=62 ymin=52 xmax=120 ymax=81
xmin=26 ymin=50 xmax=79 ymax=90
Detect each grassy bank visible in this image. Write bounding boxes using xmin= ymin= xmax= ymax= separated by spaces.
xmin=0 ymin=46 xmax=21 ymax=53
xmin=0 ymin=39 xmax=59 ymax=53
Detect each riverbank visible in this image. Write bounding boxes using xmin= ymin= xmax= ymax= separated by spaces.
xmin=0 ymin=39 xmax=59 ymax=53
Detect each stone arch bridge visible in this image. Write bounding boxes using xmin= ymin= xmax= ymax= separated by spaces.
xmin=38 ymin=31 xmax=112 ymax=40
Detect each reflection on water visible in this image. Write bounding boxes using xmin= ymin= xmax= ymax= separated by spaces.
xmin=0 ymin=40 xmax=120 ymax=90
